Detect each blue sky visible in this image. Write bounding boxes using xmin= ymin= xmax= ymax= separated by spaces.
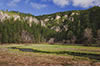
xmin=0 ymin=0 xmax=100 ymax=16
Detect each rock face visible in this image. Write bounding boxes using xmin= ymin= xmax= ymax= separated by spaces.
xmin=71 ymin=13 xmax=75 ymax=16
xmin=55 ymin=26 xmax=61 ymax=32
xmin=64 ymin=25 xmax=68 ymax=31
xmin=56 ymin=15 xmax=61 ymax=20
xmin=0 ymin=11 xmax=40 ymax=26
xmin=28 ymin=17 xmax=39 ymax=27
xmin=48 ymin=38 xmax=55 ymax=44
xmin=32 ymin=17 xmax=39 ymax=24
xmin=69 ymin=17 xmax=74 ymax=22
xmin=0 ymin=12 xmax=10 ymax=21
xmin=64 ymin=15 xmax=68 ymax=18
xmin=51 ymin=26 xmax=61 ymax=32
xmin=44 ymin=18 xmax=49 ymax=22
xmin=13 ymin=15 xmax=20 ymax=21
xmin=0 ymin=10 xmax=79 ymax=30
xmin=0 ymin=12 xmax=21 ymax=21
xmin=40 ymin=20 xmax=46 ymax=27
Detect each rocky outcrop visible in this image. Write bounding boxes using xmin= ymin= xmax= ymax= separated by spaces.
xmin=0 ymin=11 xmax=40 ymax=27
xmin=0 ymin=12 xmax=11 ymax=21
xmin=64 ymin=15 xmax=68 ymax=18
xmin=44 ymin=18 xmax=49 ymax=22
xmin=48 ymin=38 xmax=55 ymax=44
xmin=51 ymin=26 xmax=61 ymax=32
xmin=13 ymin=15 xmax=20 ymax=21
xmin=63 ymin=25 xmax=68 ymax=31
xmin=55 ymin=15 xmax=61 ymax=20
xmin=40 ymin=20 xmax=46 ymax=27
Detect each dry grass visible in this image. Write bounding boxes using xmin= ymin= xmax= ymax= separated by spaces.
xmin=0 ymin=48 xmax=100 ymax=66
xmin=0 ymin=44 xmax=100 ymax=66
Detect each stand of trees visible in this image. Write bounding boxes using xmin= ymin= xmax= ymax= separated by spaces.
xmin=0 ymin=19 xmax=56 ymax=43
xmin=0 ymin=6 xmax=100 ymax=46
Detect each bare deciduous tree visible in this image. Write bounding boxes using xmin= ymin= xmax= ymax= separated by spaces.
xmin=84 ymin=28 xmax=93 ymax=46
xmin=96 ymin=30 xmax=100 ymax=44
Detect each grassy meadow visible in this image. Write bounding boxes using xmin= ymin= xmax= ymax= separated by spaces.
xmin=0 ymin=44 xmax=100 ymax=66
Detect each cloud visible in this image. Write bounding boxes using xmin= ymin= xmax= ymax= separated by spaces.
xmin=30 ymin=2 xmax=47 ymax=9
xmin=53 ymin=0 xmax=69 ymax=7
xmin=72 ymin=0 xmax=100 ymax=8
xmin=42 ymin=0 xmax=100 ymax=8
xmin=7 ymin=0 xmax=21 ymax=7
xmin=7 ymin=0 xmax=100 ymax=8
xmin=94 ymin=0 xmax=100 ymax=6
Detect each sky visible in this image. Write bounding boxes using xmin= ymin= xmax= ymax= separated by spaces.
xmin=0 ymin=0 xmax=100 ymax=16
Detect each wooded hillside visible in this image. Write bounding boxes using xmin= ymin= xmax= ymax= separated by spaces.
xmin=0 ymin=6 xmax=100 ymax=46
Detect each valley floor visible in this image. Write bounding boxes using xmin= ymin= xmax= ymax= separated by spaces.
xmin=0 ymin=44 xmax=100 ymax=66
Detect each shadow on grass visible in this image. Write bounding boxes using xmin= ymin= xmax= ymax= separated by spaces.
xmin=8 ymin=47 xmax=100 ymax=60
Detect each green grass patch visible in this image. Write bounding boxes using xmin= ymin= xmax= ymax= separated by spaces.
xmin=0 ymin=44 xmax=100 ymax=61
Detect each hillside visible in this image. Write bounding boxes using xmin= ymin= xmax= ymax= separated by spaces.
xmin=0 ymin=6 xmax=100 ymax=46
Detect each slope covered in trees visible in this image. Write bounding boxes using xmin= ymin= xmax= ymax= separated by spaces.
xmin=0 ymin=6 xmax=100 ymax=46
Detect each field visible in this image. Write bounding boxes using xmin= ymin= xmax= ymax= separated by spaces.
xmin=0 ymin=44 xmax=100 ymax=66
